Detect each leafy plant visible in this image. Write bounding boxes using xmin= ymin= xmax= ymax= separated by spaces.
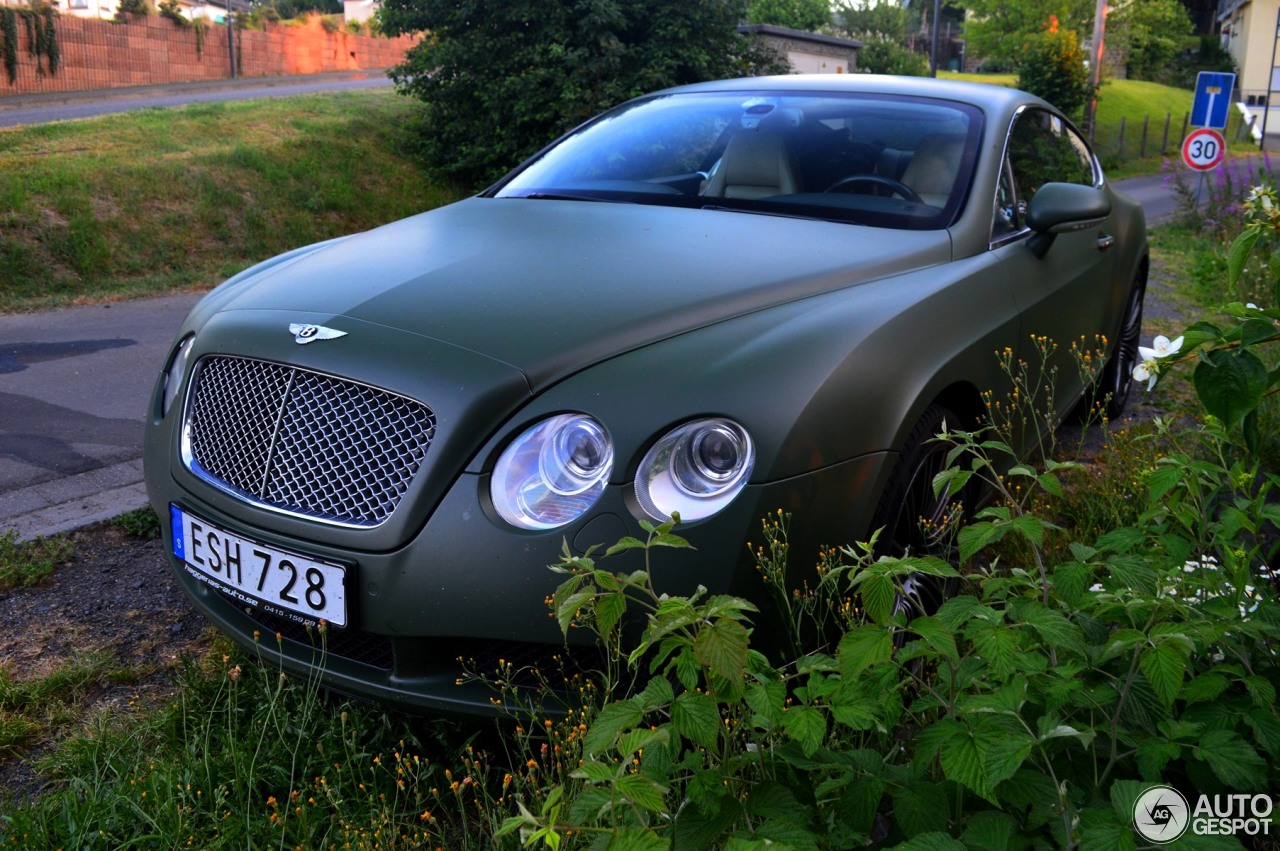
xmin=747 ymin=0 xmax=831 ymax=32
xmin=1137 ymin=183 xmax=1280 ymax=464
xmin=112 ymin=507 xmax=162 ymax=540
xmin=0 ymin=529 xmax=73 ymax=590
xmin=115 ymin=0 xmax=152 ymax=18
xmin=1017 ymin=24 xmax=1092 ymax=119
xmin=159 ymin=0 xmax=190 ymax=27
xmin=498 ymin=405 xmax=1279 ymax=848
xmin=1 ymin=7 xmax=16 ymax=84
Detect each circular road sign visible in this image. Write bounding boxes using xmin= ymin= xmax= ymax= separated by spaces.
xmin=1182 ymin=127 xmax=1226 ymax=172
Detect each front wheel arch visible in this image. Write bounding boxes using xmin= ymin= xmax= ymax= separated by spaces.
xmin=1091 ymin=256 xmax=1149 ymax=420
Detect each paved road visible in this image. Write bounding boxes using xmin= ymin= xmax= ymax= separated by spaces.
xmin=0 ymin=294 xmax=201 ymax=539
xmin=0 ymin=70 xmax=393 ymax=128
xmin=0 ymin=136 xmax=1217 ymax=541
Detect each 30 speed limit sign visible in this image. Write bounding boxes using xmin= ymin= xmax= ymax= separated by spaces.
xmin=1182 ymin=127 xmax=1226 ymax=171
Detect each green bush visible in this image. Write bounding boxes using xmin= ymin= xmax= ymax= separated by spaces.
xmin=856 ymin=37 xmax=928 ymax=76
xmin=492 ymin=405 xmax=1279 ymax=847
xmin=747 ymin=0 xmax=830 ymax=32
xmin=1017 ymin=27 xmax=1091 ymax=120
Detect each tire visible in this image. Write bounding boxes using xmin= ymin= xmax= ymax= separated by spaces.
xmin=868 ymin=403 xmax=968 ymax=618
xmin=1092 ymin=271 xmax=1146 ymax=420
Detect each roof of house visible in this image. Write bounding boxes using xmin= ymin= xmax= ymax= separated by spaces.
xmin=737 ymin=23 xmax=863 ymax=51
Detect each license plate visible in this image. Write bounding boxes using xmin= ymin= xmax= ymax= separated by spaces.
xmin=171 ymin=505 xmax=348 ymax=628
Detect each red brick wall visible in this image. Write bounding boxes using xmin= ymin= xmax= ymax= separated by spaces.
xmin=0 ymin=12 xmax=419 ymax=96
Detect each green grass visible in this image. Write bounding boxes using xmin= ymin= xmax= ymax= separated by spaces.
xmin=0 ymin=90 xmax=462 ymax=314
xmin=0 ymin=651 xmax=142 ymax=750
xmin=940 ymin=72 xmax=1257 ymax=176
xmin=0 ymin=530 xmax=73 ymax=591
xmin=0 ymin=636 xmax=481 ymax=849
xmin=109 ymin=507 xmax=162 ymax=540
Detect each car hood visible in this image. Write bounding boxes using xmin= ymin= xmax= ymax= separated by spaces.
xmin=212 ymin=197 xmax=952 ymax=388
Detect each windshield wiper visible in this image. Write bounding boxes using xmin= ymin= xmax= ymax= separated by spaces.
xmin=515 ymin=192 xmax=634 ymax=204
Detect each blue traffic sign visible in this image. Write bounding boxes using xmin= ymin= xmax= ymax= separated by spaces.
xmin=1191 ymin=71 xmax=1236 ymax=130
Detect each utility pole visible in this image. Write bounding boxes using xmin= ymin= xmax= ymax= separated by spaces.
xmin=1264 ymin=8 xmax=1280 ymax=151
xmin=929 ymin=0 xmax=941 ymax=77
xmin=1083 ymin=0 xmax=1107 ymax=142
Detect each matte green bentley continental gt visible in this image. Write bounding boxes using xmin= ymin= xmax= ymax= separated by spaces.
xmin=144 ymin=75 xmax=1147 ymax=714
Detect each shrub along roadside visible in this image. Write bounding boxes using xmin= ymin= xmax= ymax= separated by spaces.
xmin=496 ymin=421 xmax=1278 ymax=848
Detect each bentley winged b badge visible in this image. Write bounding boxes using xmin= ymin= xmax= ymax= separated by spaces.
xmin=289 ymin=323 xmax=347 ymax=345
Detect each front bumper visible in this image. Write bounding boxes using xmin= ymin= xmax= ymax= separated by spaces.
xmin=148 ymin=450 xmax=889 ymax=715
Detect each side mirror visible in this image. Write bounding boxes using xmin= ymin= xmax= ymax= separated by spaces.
xmin=1025 ymin=182 xmax=1111 ymax=259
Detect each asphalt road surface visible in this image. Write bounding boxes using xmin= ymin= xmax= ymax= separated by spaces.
xmin=0 ymin=70 xmax=393 ymax=128
xmin=0 ymin=77 xmax=1230 ymax=538
xmin=0 ymin=294 xmax=202 ymax=539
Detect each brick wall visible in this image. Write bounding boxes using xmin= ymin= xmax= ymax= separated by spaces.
xmin=0 ymin=12 xmax=420 ymax=96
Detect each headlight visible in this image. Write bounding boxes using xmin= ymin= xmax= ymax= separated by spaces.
xmin=161 ymin=334 xmax=195 ymax=418
xmin=635 ymin=418 xmax=754 ymax=522
xmin=491 ymin=414 xmax=614 ymax=530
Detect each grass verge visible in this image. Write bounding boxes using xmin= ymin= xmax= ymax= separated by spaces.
xmin=0 ymin=89 xmax=462 ymax=314
xmin=940 ymin=72 xmax=1258 ymax=176
xmin=0 ymin=531 xmax=73 ymax=591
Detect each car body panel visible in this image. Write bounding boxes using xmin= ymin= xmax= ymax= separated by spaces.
xmin=144 ymin=74 xmax=1148 ymax=715
xmin=197 ymin=198 xmax=953 ymax=390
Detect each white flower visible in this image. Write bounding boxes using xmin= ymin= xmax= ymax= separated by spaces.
xmin=1137 ymin=334 xmax=1183 ymax=361
xmin=1248 ymin=302 xmax=1259 ymax=310
xmin=1132 ymin=359 xmax=1158 ymax=391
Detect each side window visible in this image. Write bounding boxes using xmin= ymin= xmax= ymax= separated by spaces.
xmin=992 ymin=161 xmax=1019 ymax=239
xmin=1006 ymin=109 xmax=1096 ymax=203
xmin=993 ymin=108 xmax=1097 ymax=242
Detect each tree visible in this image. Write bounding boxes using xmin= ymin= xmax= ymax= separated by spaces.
xmin=1017 ymin=26 xmax=1091 ymax=118
xmin=962 ymin=0 xmax=1093 ymax=70
xmin=1111 ymin=0 xmax=1194 ymax=83
xmin=747 ymin=0 xmax=831 ymax=32
xmin=855 ymin=37 xmax=928 ymax=75
xmin=832 ymin=0 xmax=927 ymax=76
xmin=835 ymin=0 xmax=915 ymax=43
xmin=379 ymin=0 xmax=786 ymax=189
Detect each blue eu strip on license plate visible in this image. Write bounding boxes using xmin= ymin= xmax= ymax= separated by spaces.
xmin=170 ymin=504 xmax=348 ymax=627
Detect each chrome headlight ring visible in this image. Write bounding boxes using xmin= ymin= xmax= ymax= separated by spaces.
xmin=635 ymin=418 xmax=754 ymax=522
xmin=491 ymin=414 xmax=614 ymax=530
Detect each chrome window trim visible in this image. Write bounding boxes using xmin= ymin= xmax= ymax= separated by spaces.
xmin=987 ymin=103 xmax=1105 ymax=251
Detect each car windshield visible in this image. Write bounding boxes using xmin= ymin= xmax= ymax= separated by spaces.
xmin=491 ymin=90 xmax=984 ymax=230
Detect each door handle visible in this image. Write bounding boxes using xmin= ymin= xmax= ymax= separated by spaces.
xmin=1097 ymin=232 xmax=1115 ymax=251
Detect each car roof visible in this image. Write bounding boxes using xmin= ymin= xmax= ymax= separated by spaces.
xmin=654 ymin=74 xmax=1045 ymax=118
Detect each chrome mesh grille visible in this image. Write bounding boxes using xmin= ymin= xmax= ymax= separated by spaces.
xmin=184 ymin=356 xmax=436 ymax=527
